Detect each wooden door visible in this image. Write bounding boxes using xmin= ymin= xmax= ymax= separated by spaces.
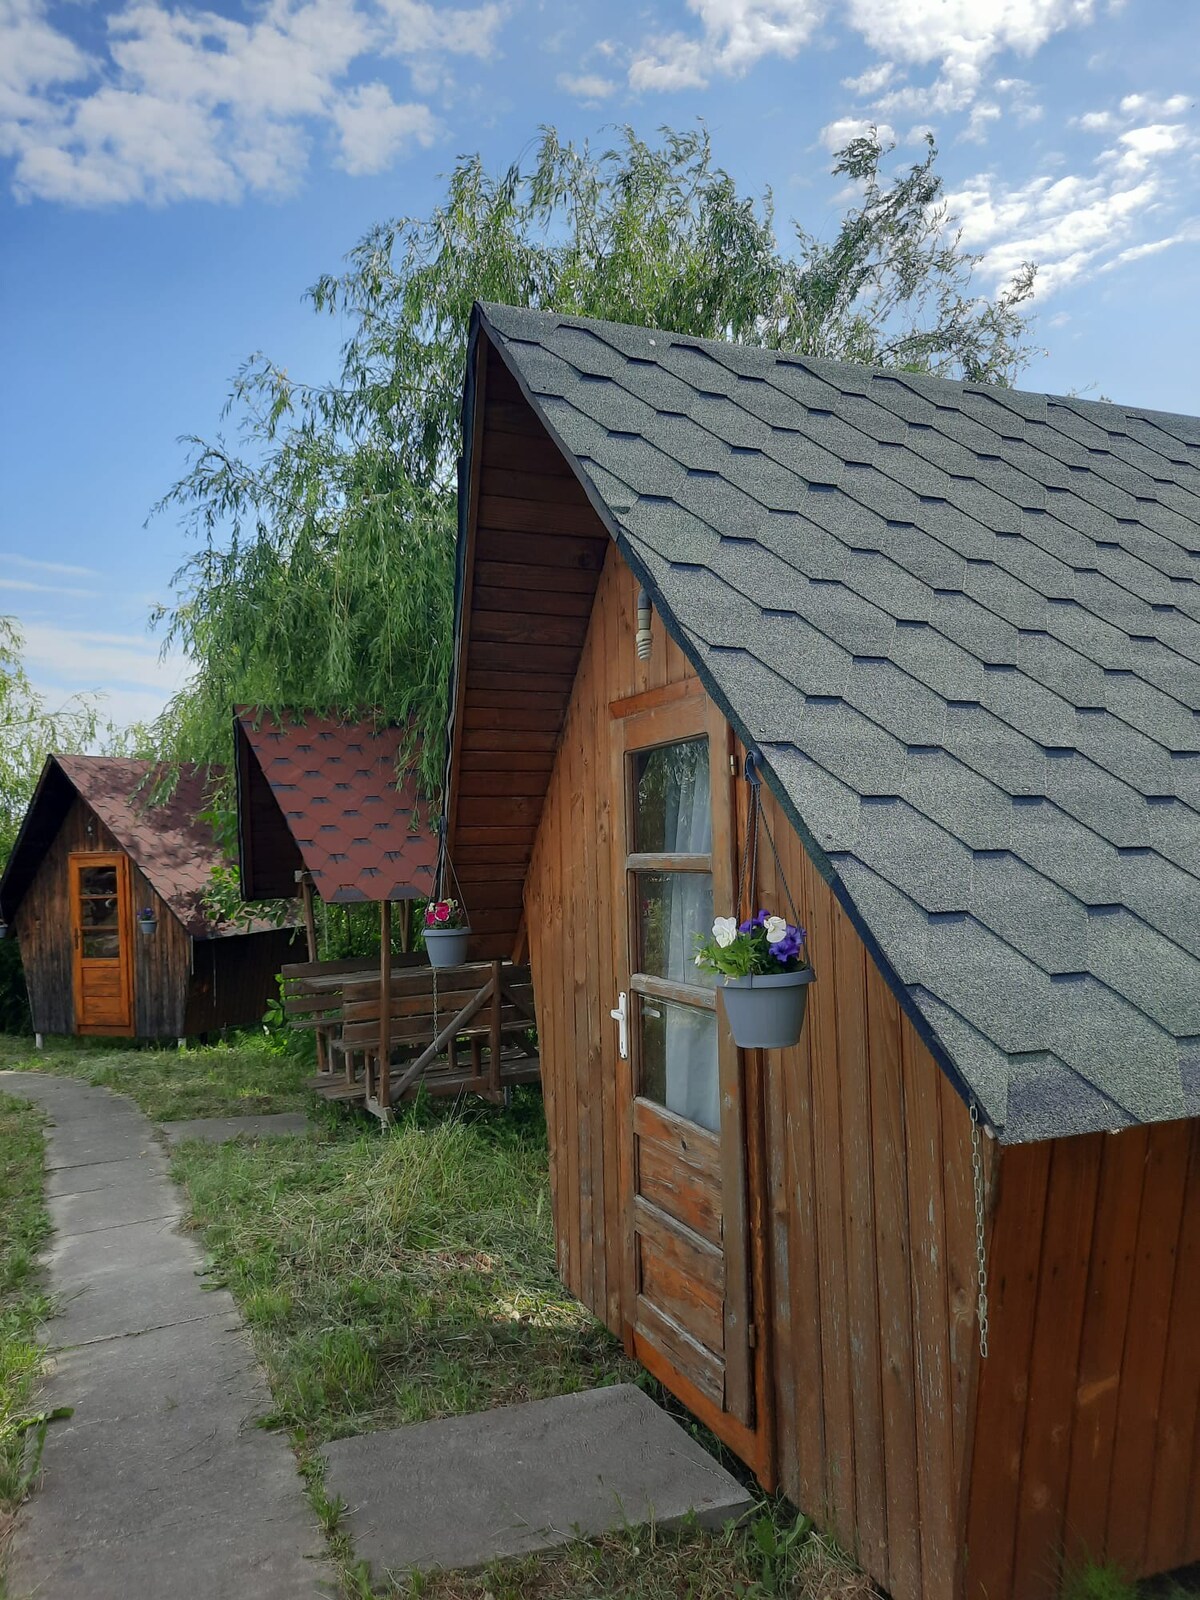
xmin=70 ymin=852 xmax=134 ymax=1035
xmin=612 ymin=692 xmax=758 ymax=1453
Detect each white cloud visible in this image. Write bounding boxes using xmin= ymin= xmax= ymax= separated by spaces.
xmin=819 ymin=115 xmax=895 ymax=150
xmin=841 ymin=59 xmax=895 ymax=95
xmin=0 ymin=576 xmax=96 ymax=597
xmin=630 ymin=0 xmax=824 ymax=90
xmin=331 ymin=82 xmax=434 ymax=174
xmin=948 ymin=111 xmax=1199 ymax=297
xmin=0 ymin=554 xmax=99 ymax=579
xmin=1 ymin=0 xmax=502 ymax=204
xmin=557 ymin=71 xmax=618 ymax=101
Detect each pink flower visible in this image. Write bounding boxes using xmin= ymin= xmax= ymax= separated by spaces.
xmin=434 ymin=902 xmax=450 ymax=924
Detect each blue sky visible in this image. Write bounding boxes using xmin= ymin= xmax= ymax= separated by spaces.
xmin=1 ymin=0 xmax=1198 ymax=730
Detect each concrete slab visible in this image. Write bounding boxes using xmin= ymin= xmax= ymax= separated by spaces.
xmin=321 ymin=1384 xmax=754 ymax=1580
xmin=45 ymin=1149 xmax=170 ymax=1197
xmin=160 ymin=1111 xmax=314 ymax=1144
xmin=43 ymin=1122 xmax=160 ymax=1170
xmin=48 ymin=1218 xmax=229 ymax=1346
xmin=50 ymin=1176 xmax=182 ymax=1237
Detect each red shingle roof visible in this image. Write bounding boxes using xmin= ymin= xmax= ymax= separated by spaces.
xmin=234 ymin=711 xmax=438 ymax=903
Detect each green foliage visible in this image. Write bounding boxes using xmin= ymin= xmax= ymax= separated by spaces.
xmin=1060 ymin=1561 xmax=1139 ymax=1600
xmin=153 ymin=123 xmax=1037 ymax=803
xmin=0 ymin=617 xmax=102 ymax=868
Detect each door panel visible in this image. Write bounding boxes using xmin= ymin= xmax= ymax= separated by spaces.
xmin=70 ymin=852 xmax=134 ymax=1035
xmin=612 ymin=694 xmax=756 ymax=1442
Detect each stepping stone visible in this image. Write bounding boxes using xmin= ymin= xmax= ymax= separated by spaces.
xmin=159 ymin=1112 xmax=313 ymax=1145
xmin=321 ymin=1383 xmax=754 ymax=1581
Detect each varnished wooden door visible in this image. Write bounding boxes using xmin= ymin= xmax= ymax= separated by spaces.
xmin=70 ymin=853 xmax=134 ymax=1035
xmin=612 ymin=690 xmax=758 ymax=1452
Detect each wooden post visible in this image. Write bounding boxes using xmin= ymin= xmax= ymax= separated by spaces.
xmin=300 ymin=874 xmax=327 ymax=1075
xmin=378 ymin=899 xmax=392 ymax=1112
xmin=489 ymin=958 xmax=503 ymax=1100
xmin=398 ymin=899 xmax=411 ymax=955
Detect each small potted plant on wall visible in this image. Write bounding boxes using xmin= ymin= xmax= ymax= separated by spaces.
xmin=137 ymin=906 xmax=158 ymax=937
xmin=423 ymin=898 xmax=470 ymax=968
xmin=695 ymin=909 xmax=814 ymax=1049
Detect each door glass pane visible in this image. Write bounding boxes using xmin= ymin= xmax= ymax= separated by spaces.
xmin=80 ymin=866 xmax=118 ymax=896
xmin=82 ymin=931 xmax=120 ymax=959
xmin=80 ymin=897 xmax=119 ymax=928
xmin=636 ymin=870 xmax=715 ymax=989
xmin=639 ymin=996 xmax=719 ymax=1132
xmin=633 ymin=739 xmax=711 ymax=855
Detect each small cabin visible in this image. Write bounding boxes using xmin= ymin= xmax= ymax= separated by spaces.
xmin=0 ymin=755 xmax=300 ymax=1041
xmin=444 ymin=303 xmax=1200 ymax=1600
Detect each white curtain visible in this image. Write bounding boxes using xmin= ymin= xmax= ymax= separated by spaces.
xmin=660 ymin=744 xmax=719 ymax=1132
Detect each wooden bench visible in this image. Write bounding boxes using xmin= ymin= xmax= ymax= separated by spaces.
xmin=281 ymin=954 xmax=425 ymax=1075
xmin=301 ymin=958 xmax=540 ymax=1119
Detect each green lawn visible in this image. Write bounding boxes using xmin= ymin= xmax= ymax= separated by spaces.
xmin=0 ymin=1091 xmax=54 ymax=1518
xmin=0 ymin=1032 xmax=313 ymax=1121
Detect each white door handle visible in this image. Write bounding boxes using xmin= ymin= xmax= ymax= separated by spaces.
xmin=610 ymin=990 xmax=628 ymax=1060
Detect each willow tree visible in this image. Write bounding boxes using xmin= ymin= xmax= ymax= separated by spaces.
xmin=154 ymin=124 xmax=1037 ymax=796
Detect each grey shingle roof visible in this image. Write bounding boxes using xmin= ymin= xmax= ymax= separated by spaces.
xmin=477 ymin=301 xmax=1200 ymax=1143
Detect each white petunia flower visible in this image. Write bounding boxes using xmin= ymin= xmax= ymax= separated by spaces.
xmin=765 ymin=915 xmax=788 ymax=944
xmin=712 ymin=916 xmax=739 ymax=948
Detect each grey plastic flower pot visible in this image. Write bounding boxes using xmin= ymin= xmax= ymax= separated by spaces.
xmin=137 ymin=917 xmax=157 ymax=937
xmin=424 ymin=926 xmax=471 ymax=968
xmin=719 ymin=967 xmax=815 ymax=1049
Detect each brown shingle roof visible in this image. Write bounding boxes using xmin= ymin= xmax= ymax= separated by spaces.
xmin=0 ymin=756 xmax=270 ymax=939
xmin=234 ymin=711 xmax=438 ymax=903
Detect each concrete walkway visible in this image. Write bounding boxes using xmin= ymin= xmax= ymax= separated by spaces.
xmin=0 ymin=1072 xmax=332 ymax=1600
xmin=159 ymin=1110 xmax=313 ymax=1145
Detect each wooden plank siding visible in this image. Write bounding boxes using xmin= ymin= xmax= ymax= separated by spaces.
xmin=13 ymin=793 xmax=294 ymax=1039
xmin=966 ymin=1120 xmax=1200 ymax=1597
xmin=452 ymin=344 xmax=610 ymax=960
xmin=520 ymin=543 xmax=981 ymax=1600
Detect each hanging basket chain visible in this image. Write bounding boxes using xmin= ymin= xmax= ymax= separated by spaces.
xmin=736 ymin=750 xmax=804 ymax=940
xmin=970 ymin=1100 xmax=991 ymax=1360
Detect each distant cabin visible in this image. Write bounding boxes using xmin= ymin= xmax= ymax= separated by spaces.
xmin=445 ymin=303 xmax=1200 ymax=1600
xmin=0 ymin=756 xmax=300 ymax=1040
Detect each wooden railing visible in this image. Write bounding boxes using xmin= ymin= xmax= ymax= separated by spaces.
xmin=281 ymin=956 xmax=540 ymax=1120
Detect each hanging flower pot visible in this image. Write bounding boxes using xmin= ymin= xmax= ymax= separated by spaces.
xmin=137 ymin=908 xmax=158 ymax=937
xmin=719 ymin=966 xmax=815 ymax=1049
xmin=696 ymin=909 xmax=815 ymax=1051
xmin=423 ymin=899 xmax=470 ymax=968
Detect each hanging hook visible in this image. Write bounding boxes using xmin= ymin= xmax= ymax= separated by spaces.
xmin=744 ymin=748 xmax=763 ymax=787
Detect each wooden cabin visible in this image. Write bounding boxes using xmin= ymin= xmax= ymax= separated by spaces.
xmin=0 ymin=756 xmax=300 ymax=1040
xmin=445 ymin=303 xmax=1200 ymax=1600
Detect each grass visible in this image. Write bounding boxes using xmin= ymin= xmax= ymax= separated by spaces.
xmin=172 ymin=1088 xmax=639 ymax=1442
xmin=0 ymin=1092 xmax=54 ymax=1522
xmin=0 ymin=1031 xmax=312 ymax=1121
xmin=396 ymin=1516 xmax=876 ymax=1600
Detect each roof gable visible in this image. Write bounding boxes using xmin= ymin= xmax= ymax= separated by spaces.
xmin=473 ymin=301 xmax=1200 ymax=1142
xmin=1 ymin=756 xmax=254 ymax=939
xmin=235 ymin=711 xmax=438 ymax=903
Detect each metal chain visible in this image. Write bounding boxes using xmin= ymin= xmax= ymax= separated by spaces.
xmin=970 ymin=1100 xmax=991 ymax=1361
xmin=735 ymin=792 xmax=760 ymax=922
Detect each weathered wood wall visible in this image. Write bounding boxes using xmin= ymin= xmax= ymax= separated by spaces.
xmin=13 ymin=796 xmax=191 ymax=1036
xmin=14 ymin=795 xmax=296 ymax=1039
xmin=185 ymin=928 xmax=301 ymax=1035
xmin=524 ymin=546 xmax=982 ymax=1600
xmin=967 ymin=1120 xmax=1200 ymax=1598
